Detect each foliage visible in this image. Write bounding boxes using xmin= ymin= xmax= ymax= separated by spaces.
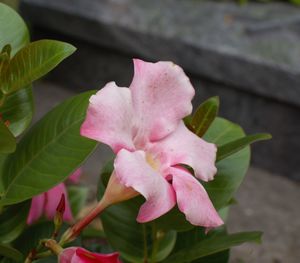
xmin=0 ymin=3 xmax=271 ymax=263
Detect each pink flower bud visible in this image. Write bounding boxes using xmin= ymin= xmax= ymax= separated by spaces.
xmin=59 ymin=247 xmax=121 ymax=263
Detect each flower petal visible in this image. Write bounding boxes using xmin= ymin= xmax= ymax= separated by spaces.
xmin=76 ymin=248 xmax=121 ymax=263
xmin=59 ymin=247 xmax=76 ymax=263
xmin=81 ymin=82 xmax=135 ymax=153
xmin=114 ymin=149 xmax=176 ymax=222
xmin=59 ymin=247 xmax=121 ymax=263
xmin=170 ymin=167 xmax=223 ymax=228
xmin=45 ymin=183 xmax=73 ymax=222
xmin=68 ymin=168 xmax=82 ymax=184
xmin=150 ymin=121 xmax=217 ymax=182
xmin=130 ymin=59 xmax=194 ymax=144
xmin=27 ymin=193 xmax=45 ymax=224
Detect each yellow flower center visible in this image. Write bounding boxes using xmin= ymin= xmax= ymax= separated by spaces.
xmin=146 ymin=153 xmax=160 ymax=171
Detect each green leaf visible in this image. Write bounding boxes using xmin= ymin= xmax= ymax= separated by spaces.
xmin=68 ymin=186 xmax=88 ymax=217
xmin=154 ymin=207 xmax=195 ymax=233
xmin=191 ymin=250 xmax=229 ymax=263
xmin=0 ymin=91 xmax=97 ymax=205
xmin=12 ymin=221 xmax=54 ymax=256
xmin=0 ymin=243 xmax=23 ymax=261
xmin=217 ymin=133 xmax=272 ymax=162
xmin=163 ymin=230 xmax=262 ymax=263
xmin=191 ymin=97 xmax=219 ymax=137
xmin=12 ymin=222 xmax=81 ymax=257
xmin=0 ymin=86 xmax=34 ymax=137
xmin=1 ymin=40 xmax=76 ymax=94
xmin=98 ymin=168 xmax=177 ymax=263
xmin=0 ymin=3 xmax=29 ymax=55
xmin=203 ymin=117 xmax=250 ymax=210
xmin=171 ymin=228 xmax=230 ymax=263
xmin=33 ymin=257 xmax=57 ymax=263
xmin=0 ymin=201 xmax=30 ymax=243
xmin=0 ymin=121 xmax=16 ymax=153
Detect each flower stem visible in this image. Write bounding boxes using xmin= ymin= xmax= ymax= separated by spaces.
xmin=35 ymin=251 xmax=52 ymax=259
xmin=59 ymin=198 xmax=110 ymax=245
xmin=43 ymin=240 xmax=63 ymax=255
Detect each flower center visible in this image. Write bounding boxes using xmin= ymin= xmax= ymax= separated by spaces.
xmin=145 ymin=153 xmax=160 ymax=171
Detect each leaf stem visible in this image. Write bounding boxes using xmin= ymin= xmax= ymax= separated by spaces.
xmin=59 ymin=197 xmax=109 ymax=245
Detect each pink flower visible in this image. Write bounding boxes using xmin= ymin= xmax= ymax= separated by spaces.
xmin=27 ymin=168 xmax=82 ymax=225
xmin=59 ymin=247 xmax=121 ymax=263
xmin=81 ymin=59 xmax=223 ymax=228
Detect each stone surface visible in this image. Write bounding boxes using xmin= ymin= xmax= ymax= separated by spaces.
xmin=21 ymin=0 xmax=300 ymax=106
xmin=228 ymin=168 xmax=300 ymax=263
xmin=33 ymin=81 xmax=300 ymax=263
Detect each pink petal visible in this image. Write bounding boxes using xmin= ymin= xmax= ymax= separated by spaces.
xmin=114 ymin=149 xmax=176 ymax=222
xmin=45 ymin=183 xmax=73 ymax=222
xmin=81 ymin=82 xmax=135 ymax=153
xmin=170 ymin=167 xmax=223 ymax=228
xmin=27 ymin=193 xmax=46 ymax=225
xmin=76 ymin=248 xmax=121 ymax=263
xmin=130 ymin=59 xmax=194 ymax=144
xmin=150 ymin=121 xmax=217 ymax=182
xmin=68 ymin=168 xmax=82 ymax=184
xmin=59 ymin=247 xmax=77 ymax=263
xmin=59 ymin=247 xmax=121 ymax=263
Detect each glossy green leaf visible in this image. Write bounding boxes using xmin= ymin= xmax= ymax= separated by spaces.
xmin=192 ymin=250 xmax=229 ymax=263
xmin=191 ymin=96 xmax=219 ymax=137
xmin=12 ymin=221 xmax=82 ymax=262
xmin=0 ymin=91 xmax=97 ymax=205
xmin=12 ymin=222 xmax=81 ymax=258
xmin=171 ymin=228 xmax=229 ymax=263
xmin=203 ymin=117 xmax=250 ymax=210
xmin=68 ymin=186 xmax=88 ymax=217
xmin=0 ymin=121 xmax=16 ymax=153
xmin=0 ymin=86 xmax=34 ymax=137
xmin=163 ymin=230 xmax=261 ymax=263
xmin=154 ymin=207 xmax=195 ymax=233
xmin=1 ymin=40 xmax=76 ymax=94
xmin=0 ymin=243 xmax=23 ymax=262
xmin=0 ymin=201 xmax=30 ymax=243
xmin=13 ymin=221 xmax=54 ymax=256
xmin=217 ymin=133 xmax=272 ymax=162
xmin=33 ymin=257 xmax=57 ymax=263
xmin=0 ymin=3 xmax=29 ymax=55
xmin=98 ymin=168 xmax=177 ymax=263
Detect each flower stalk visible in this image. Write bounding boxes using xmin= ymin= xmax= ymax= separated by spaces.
xmin=43 ymin=239 xmax=63 ymax=255
xmin=60 ymin=173 xmax=138 ymax=245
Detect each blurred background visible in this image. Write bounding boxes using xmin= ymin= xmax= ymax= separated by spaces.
xmin=3 ymin=0 xmax=300 ymax=262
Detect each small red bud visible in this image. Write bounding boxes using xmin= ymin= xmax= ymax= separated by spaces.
xmin=52 ymin=194 xmax=66 ymax=238
xmin=56 ymin=193 xmax=66 ymax=214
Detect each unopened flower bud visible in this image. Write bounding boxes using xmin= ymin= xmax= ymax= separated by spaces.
xmin=53 ymin=194 xmax=65 ymax=238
